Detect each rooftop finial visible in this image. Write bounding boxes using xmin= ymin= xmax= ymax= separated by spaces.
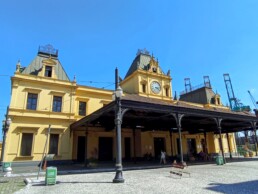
xmin=167 ymin=70 xmax=170 ymax=76
xmin=16 ymin=60 xmax=21 ymax=72
xmin=136 ymin=48 xmax=150 ymax=56
xmin=73 ymin=75 xmax=76 ymax=82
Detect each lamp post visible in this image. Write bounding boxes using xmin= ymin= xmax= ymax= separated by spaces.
xmin=251 ymin=130 xmax=258 ymax=156
xmin=113 ymin=86 xmax=124 ymax=183
xmin=169 ymin=128 xmax=173 ymax=158
xmin=1 ymin=117 xmax=12 ymax=165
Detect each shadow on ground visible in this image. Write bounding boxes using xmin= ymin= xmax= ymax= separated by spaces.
xmin=206 ymin=180 xmax=258 ymax=194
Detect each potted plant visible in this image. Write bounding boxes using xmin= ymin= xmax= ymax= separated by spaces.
xmin=243 ymin=151 xmax=249 ymax=158
xmin=249 ymin=151 xmax=254 ymax=157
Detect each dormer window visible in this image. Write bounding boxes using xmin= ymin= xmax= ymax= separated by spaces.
xmin=45 ymin=66 xmax=53 ymax=77
xmin=152 ymin=67 xmax=157 ymax=73
xmin=211 ymin=95 xmax=221 ymax=105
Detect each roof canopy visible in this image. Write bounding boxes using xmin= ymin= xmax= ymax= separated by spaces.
xmin=71 ymin=95 xmax=258 ymax=134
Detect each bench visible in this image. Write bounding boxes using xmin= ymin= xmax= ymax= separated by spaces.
xmin=170 ymin=163 xmax=191 ymax=178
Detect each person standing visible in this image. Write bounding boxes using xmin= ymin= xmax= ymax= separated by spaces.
xmin=160 ymin=150 xmax=166 ymax=164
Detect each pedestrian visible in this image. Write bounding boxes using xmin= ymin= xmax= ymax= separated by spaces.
xmin=160 ymin=150 xmax=166 ymax=164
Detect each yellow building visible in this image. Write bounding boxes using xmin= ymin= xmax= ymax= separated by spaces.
xmin=4 ymin=45 xmax=257 ymax=164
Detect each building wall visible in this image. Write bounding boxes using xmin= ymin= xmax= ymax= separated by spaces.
xmin=0 ymin=142 xmax=2 ymax=159
xmin=4 ymin=52 xmax=238 ymax=163
xmin=120 ymin=73 xmax=139 ymax=94
xmin=6 ymin=72 xmax=113 ymax=163
xmin=121 ymin=70 xmax=172 ymax=100
xmin=74 ymin=86 xmax=112 ymax=119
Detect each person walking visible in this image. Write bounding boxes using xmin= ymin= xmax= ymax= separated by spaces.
xmin=160 ymin=150 xmax=166 ymax=164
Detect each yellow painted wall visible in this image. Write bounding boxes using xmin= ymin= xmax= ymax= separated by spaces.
xmin=73 ymin=128 xmax=136 ymax=160
xmin=120 ymin=70 xmax=172 ymax=100
xmin=141 ymin=131 xmax=170 ymax=157
xmin=5 ymin=55 xmax=238 ymax=163
xmin=6 ymin=72 xmax=113 ymax=162
xmin=120 ymin=73 xmax=139 ymax=94
xmin=0 ymin=142 xmax=2 ymax=159
xmin=170 ymin=132 xmax=236 ymax=157
xmin=5 ymin=117 xmax=72 ymax=162
xmin=73 ymin=128 xmax=115 ymax=160
xmin=75 ymin=85 xmax=112 ymax=117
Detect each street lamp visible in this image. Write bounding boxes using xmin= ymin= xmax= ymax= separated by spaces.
xmin=1 ymin=117 xmax=12 ymax=165
xmin=113 ymin=86 xmax=125 ymax=183
xmin=251 ymin=130 xmax=258 ymax=156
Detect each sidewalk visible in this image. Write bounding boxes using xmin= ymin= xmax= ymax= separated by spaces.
xmin=16 ymin=159 xmax=258 ymax=194
xmin=6 ymin=156 xmax=258 ymax=177
xmin=0 ymin=157 xmax=255 ymax=194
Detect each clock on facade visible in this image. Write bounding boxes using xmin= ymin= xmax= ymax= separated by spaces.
xmin=151 ymin=81 xmax=161 ymax=94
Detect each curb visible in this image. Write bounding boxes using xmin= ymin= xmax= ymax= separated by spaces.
xmin=24 ymin=178 xmax=45 ymax=186
xmin=7 ymin=164 xmax=171 ymax=181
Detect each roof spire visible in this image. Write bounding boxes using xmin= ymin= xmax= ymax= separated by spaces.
xmin=167 ymin=70 xmax=170 ymax=76
xmin=16 ymin=60 xmax=21 ymax=72
xmin=174 ymin=91 xmax=178 ymax=100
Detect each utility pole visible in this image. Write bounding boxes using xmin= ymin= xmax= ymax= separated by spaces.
xmin=37 ymin=125 xmax=51 ymax=179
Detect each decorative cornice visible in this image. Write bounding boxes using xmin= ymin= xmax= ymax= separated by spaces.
xmin=42 ymin=57 xmax=57 ymax=65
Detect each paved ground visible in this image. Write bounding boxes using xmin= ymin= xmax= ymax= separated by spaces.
xmin=15 ymin=161 xmax=258 ymax=194
xmin=0 ymin=177 xmax=25 ymax=194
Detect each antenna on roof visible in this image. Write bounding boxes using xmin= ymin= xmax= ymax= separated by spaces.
xmin=184 ymin=78 xmax=192 ymax=93
xmin=203 ymin=76 xmax=211 ymax=88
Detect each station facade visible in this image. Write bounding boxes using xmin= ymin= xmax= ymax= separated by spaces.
xmin=4 ymin=45 xmax=256 ymax=164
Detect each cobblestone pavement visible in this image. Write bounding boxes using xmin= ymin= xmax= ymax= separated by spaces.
xmin=16 ymin=161 xmax=258 ymax=194
xmin=0 ymin=176 xmax=25 ymax=194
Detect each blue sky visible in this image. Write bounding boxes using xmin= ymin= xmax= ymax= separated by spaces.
xmin=1 ymin=0 xmax=258 ymax=125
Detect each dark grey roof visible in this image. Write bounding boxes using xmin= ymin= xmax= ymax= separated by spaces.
xmin=70 ymin=93 xmax=257 ymax=131
xmin=124 ymin=53 xmax=165 ymax=79
xmin=180 ymin=87 xmax=217 ymax=104
xmin=21 ymin=53 xmax=70 ymax=81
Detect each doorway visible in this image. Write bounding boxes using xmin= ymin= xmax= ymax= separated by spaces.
xmin=201 ymin=139 xmax=206 ymax=152
xmin=124 ymin=137 xmax=131 ymax=161
xmin=77 ymin=136 xmax=85 ymax=162
xmin=98 ymin=137 xmax=113 ymax=161
xmin=154 ymin=137 xmax=165 ymax=159
xmin=187 ymin=138 xmax=197 ymax=155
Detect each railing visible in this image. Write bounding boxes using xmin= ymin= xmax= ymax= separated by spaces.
xmin=180 ymin=83 xmax=211 ymax=95
xmin=38 ymin=44 xmax=58 ymax=56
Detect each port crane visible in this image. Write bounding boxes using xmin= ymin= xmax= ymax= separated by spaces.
xmin=223 ymin=74 xmax=250 ymax=112
xmin=248 ymin=90 xmax=258 ymax=115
